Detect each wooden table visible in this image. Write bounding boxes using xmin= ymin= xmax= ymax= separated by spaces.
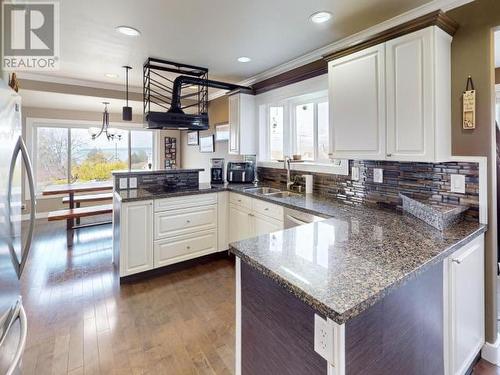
xmin=43 ymin=181 xmax=114 ymax=229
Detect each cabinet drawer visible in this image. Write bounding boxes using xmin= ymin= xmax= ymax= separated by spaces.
xmin=154 ymin=230 xmax=217 ymax=267
xmin=252 ymin=199 xmax=283 ymax=220
xmin=154 ymin=204 xmax=217 ymax=240
xmin=155 ymin=193 xmax=217 ymax=212
xmin=229 ymin=192 xmax=252 ymax=210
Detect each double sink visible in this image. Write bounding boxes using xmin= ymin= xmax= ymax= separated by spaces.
xmin=243 ymin=187 xmax=301 ymax=198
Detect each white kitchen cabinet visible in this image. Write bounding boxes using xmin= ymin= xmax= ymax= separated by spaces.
xmin=386 ymin=27 xmax=451 ymax=161
xmin=228 ymin=194 xmax=284 ymax=242
xmin=119 ymin=200 xmax=154 ymax=277
xmin=228 ymin=92 xmax=256 ymax=155
xmin=154 ymin=230 xmax=217 ymax=268
xmin=444 ymin=234 xmax=485 ymax=375
xmin=229 ymin=203 xmax=252 ymax=243
xmin=329 ymin=44 xmax=386 ymax=160
xmin=328 ymin=26 xmax=452 ymax=162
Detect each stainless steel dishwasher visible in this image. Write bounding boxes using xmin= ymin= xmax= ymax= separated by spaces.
xmin=283 ymin=207 xmax=325 ymax=229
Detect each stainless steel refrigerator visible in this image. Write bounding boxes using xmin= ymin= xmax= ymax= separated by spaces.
xmin=0 ymin=79 xmax=35 ymax=375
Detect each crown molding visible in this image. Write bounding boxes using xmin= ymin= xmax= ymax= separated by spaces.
xmin=208 ymin=0 xmax=473 ymax=101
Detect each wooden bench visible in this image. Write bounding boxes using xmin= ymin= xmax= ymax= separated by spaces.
xmin=62 ymin=192 xmax=113 ymax=205
xmin=48 ymin=204 xmax=113 ymax=246
xmin=48 ymin=204 xmax=113 ymax=222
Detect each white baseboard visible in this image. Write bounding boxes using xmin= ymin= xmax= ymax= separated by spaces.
xmin=482 ymin=335 xmax=500 ymax=365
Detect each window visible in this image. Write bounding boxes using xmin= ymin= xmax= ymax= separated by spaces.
xmin=269 ymin=106 xmax=284 ymax=160
xmin=32 ymin=122 xmax=154 ymax=192
xmin=265 ymin=93 xmax=329 ymax=162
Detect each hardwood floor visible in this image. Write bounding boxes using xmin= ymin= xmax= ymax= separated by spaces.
xmin=16 ymin=220 xmax=499 ymax=374
xmin=20 ymin=220 xmax=235 ymax=374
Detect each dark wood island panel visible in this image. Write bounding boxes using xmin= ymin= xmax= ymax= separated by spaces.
xmin=240 ymin=261 xmax=444 ymax=375
xmin=241 ymin=262 xmax=327 ymax=375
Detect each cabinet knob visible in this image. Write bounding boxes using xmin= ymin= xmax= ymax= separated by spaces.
xmin=264 ymin=208 xmax=269 ymax=211
xmin=386 ymin=153 xmax=392 ymax=157
xmin=186 ymin=219 xmax=191 ymax=223
xmin=452 ymin=258 xmax=462 ymax=264
xmin=186 ymin=246 xmax=191 ymax=250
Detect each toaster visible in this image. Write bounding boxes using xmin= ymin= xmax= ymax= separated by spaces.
xmin=226 ymin=162 xmax=255 ymax=183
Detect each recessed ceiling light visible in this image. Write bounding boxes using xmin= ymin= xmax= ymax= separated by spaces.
xmin=237 ymin=56 xmax=251 ymax=63
xmin=115 ymin=25 xmax=141 ymax=36
xmin=104 ymin=73 xmax=119 ymax=78
xmin=309 ymin=11 xmax=332 ymax=24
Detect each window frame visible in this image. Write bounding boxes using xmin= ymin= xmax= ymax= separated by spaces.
xmin=263 ymin=91 xmax=329 ymax=163
xmin=27 ymin=117 xmax=156 ymax=194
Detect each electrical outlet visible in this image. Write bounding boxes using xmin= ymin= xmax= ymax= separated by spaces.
xmin=314 ymin=314 xmax=334 ymax=362
xmin=373 ymin=168 xmax=383 ymax=183
xmin=119 ymin=178 xmax=128 ymax=190
xmin=450 ymin=174 xmax=465 ymax=194
xmin=351 ymin=166 xmax=359 ymax=181
xmin=129 ymin=177 xmax=138 ymax=189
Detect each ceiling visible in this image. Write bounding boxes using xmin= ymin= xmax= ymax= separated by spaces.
xmin=21 ymin=0 xmax=433 ymax=89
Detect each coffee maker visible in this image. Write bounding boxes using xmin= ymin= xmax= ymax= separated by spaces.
xmin=210 ymin=158 xmax=225 ymax=184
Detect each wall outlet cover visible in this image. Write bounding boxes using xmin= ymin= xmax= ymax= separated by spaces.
xmin=119 ymin=178 xmax=128 ymax=190
xmin=129 ymin=177 xmax=138 ymax=189
xmin=351 ymin=166 xmax=360 ymax=181
xmin=450 ymin=174 xmax=466 ymax=194
xmin=373 ymin=168 xmax=383 ymax=183
xmin=314 ymin=314 xmax=334 ymax=363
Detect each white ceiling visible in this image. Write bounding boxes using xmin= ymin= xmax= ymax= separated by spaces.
xmin=22 ymin=0 xmax=433 ymax=89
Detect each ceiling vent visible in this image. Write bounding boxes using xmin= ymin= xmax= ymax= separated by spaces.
xmin=143 ymin=58 xmax=252 ymax=131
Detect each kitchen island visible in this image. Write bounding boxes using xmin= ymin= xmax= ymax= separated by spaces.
xmin=229 ymin=205 xmax=486 ymax=375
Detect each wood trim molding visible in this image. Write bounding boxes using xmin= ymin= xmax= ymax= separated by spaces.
xmin=251 ymin=59 xmax=327 ymax=95
xmin=496 ymin=68 xmax=500 ymax=85
xmin=324 ymin=10 xmax=458 ymax=61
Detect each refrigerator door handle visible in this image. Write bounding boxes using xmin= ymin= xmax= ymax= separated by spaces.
xmin=0 ymin=299 xmax=28 ymax=375
xmin=7 ymin=136 xmax=36 ymax=277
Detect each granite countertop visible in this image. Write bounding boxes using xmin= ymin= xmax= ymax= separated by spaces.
xmin=114 ymin=182 xmax=486 ymax=324
xmin=112 ymin=168 xmax=204 ymax=176
xmin=114 ymin=183 xmax=226 ymax=201
xmin=229 ymin=210 xmax=486 ymax=325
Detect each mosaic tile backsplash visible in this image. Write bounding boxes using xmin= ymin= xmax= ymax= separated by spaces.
xmin=114 ymin=170 xmax=200 ymax=191
xmin=257 ymin=160 xmax=479 ymax=221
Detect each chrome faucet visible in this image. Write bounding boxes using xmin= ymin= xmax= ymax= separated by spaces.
xmin=284 ymin=157 xmax=293 ymax=190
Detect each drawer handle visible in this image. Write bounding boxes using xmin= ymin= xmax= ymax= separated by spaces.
xmin=452 ymin=258 xmax=462 ymax=264
xmin=186 ymin=219 xmax=191 ymax=223
xmin=238 ymin=199 xmax=242 ymax=202
xmin=186 ymin=246 xmax=191 ymax=250
xmin=264 ymin=208 xmax=269 ymax=211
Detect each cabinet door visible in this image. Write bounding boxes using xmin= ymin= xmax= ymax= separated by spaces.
xmin=252 ymin=213 xmax=283 ymax=237
xmin=386 ymin=28 xmax=433 ymax=161
xmin=447 ymin=235 xmax=484 ymax=375
xmin=120 ymin=200 xmax=153 ymax=276
xmin=329 ymin=44 xmax=386 ymax=160
xmin=229 ymin=94 xmax=240 ymax=154
xmin=228 ymin=204 xmax=252 ymax=243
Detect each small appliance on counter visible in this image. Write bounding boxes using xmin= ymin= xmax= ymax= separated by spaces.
xmin=210 ymin=158 xmax=225 ymax=184
xmin=227 ymin=161 xmax=255 ymax=183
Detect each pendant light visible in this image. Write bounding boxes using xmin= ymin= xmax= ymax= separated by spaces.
xmin=88 ymin=102 xmax=122 ymax=141
xmin=122 ymin=65 xmax=132 ymax=121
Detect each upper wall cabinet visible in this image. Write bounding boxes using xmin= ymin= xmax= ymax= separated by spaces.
xmin=329 ymin=44 xmax=386 ymax=160
xmin=228 ymin=92 xmax=257 ymax=155
xmin=328 ymin=26 xmax=452 ymax=162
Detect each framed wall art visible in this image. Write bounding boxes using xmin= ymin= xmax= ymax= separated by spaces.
xmin=187 ymin=131 xmax=199 ymax=145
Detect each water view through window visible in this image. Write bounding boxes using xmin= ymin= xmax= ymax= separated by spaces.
xmin=34 ymin=125 xmax=154 ymax=191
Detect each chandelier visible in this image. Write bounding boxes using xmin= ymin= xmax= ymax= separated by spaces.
xmin=88 ymin=102 xmax=122 ymax=141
